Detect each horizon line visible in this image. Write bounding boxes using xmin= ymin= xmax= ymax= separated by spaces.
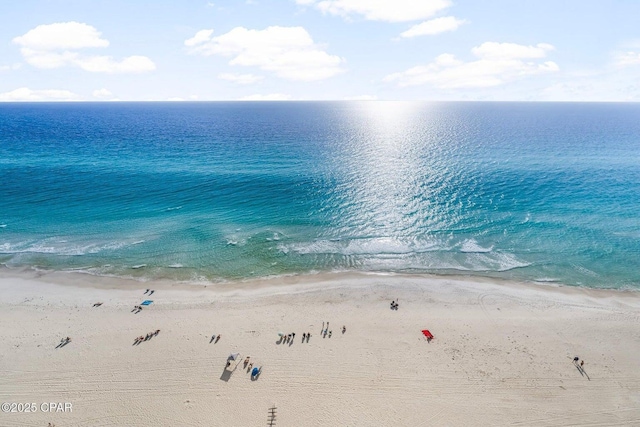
xmin=1 ymin=100 xmax=639 ymax=104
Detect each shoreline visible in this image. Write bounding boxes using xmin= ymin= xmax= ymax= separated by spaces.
xmin=2 ymin=264 xmax=638 ymax=300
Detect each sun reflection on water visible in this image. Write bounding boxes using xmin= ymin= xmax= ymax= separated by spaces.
xmin=320 ymin=102 xmax=461 ymax=253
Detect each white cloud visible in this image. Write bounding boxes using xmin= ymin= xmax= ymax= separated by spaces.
xmin=185 ymin=29 xmax=214 ymax=47
xmin=343 ymin=95 xmax=378 ymax=100
xmin=74 ymin=55 xmax=155 ymax=73
xmin=238 ymin=93 xmax=292 ymax=100
xmin=614 ymin=51 xmax=640 ymax=67
xmin=12 ymin=22 xmax=109 ymax=50
xmin=400 ymin=16 xmax=466 ymax=38
xmin=538 ymin=65 xmax=640 ymax=102
xmin=384 ymin=42 xmax=558 ymax=89
xmin=218 ymin=72 xmax=264 ymax=84
xmin=166 ymin=95 xmax=200 ymax=101
xmin=471 ymin=42 xmax=554 ymax=59
xmin=185 ymin=26 xmax=345 ymax=81
xmin=0 ymin=87 xmax=80 ymax=102
xmin=92 ymin=88 xmax=112 ymax=98
xmin=13 ymin=22 xmax=155 ymax=73
xmin=295 ymin=0 xmax=451 ymax=22
xmin=17 ymin=49 xmax=78 ymax=69
xmin=541 ymin=79 xmax=639 ymax=102
xmin=0 ymin=63 xmax=21 ymax=72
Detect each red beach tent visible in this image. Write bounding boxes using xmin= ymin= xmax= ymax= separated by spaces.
xmin=421 ymin=329 xmax=434 ymax=340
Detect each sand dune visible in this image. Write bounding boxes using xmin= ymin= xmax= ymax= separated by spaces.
xmin=1 ymin=271 xmax=639 ymax=426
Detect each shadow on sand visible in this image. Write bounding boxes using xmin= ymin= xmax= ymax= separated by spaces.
xmin=575 ymin=364 xmax=591 ymax=381
xmin=55 ymin=340 xmax=70 ymax=349
xmin=220 ymin=362 xmax=238 ymax=382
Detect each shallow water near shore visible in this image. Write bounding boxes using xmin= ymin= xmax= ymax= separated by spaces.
xmin=1 ymin=101 xmax=639 ymax=288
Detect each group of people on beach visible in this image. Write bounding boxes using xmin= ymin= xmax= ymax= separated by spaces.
xmin=244 ymin=356 xmax=253 ymax=371
xmin=277 ymin=331 xmax=317 ymax=344
xmin=134 ymin=330 xmax=160 ymax=345
xmin=390 ymin=300 xmax=399 ymax=310
xmin=277 ymin=325 xmax=345 ymax=344
xmin=242 ymin=356 xmax=262 ymax=377
xmin=572 ymin=356 xmax=590 ymax=379
xmin=279 ymin=332 xmax=299 ymax=344
xmin=226 ymin=355 xmax=259 ymax=376
xmin=144 ymin=289 xmax=155 ymax=296
xmin=210 ymin=334 xmax=221 ymax=343
xmin=319 ymin=322 xmax=347 ymax=339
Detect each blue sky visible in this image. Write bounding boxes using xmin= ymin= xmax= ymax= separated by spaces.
xmin=1 ymin=0 xmax=639 ymax=101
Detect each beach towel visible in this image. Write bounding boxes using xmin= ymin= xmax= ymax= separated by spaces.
xmin=141 ymin=300 xmax=153 ymax=306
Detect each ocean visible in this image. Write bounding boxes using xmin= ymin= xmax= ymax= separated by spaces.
xmin=0 ymin=101 xmax=639 ymax=289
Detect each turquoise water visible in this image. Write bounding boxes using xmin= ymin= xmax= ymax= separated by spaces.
xmin=0 ymin=102 xmax=639 ymax=288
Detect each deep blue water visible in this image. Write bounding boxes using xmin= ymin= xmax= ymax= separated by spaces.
xmin=0 ymin=101 xmax=639 ymax=288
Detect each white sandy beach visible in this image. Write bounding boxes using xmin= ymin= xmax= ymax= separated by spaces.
xmin=0 ymin=269 xmax=639 ymax=427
